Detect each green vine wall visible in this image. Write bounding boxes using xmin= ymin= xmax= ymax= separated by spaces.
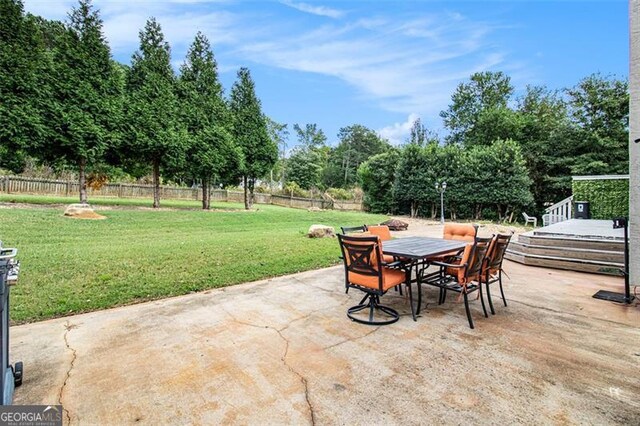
xmin=572 ymin=178 xmax=629 ymax=219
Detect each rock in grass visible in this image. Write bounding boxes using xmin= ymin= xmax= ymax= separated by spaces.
xmin=64 ymin=204 xmax=106 ymax=220
xmin=308 ymin=224 xmax=335 ymax=238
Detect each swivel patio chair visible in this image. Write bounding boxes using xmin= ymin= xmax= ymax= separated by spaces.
xmin=338 ymin=234 xmax=411 ymax=325
xmin=483 ymin=233 xmax=513 ymax=315
xmin=420 ymin=236 xmax=493 ymax=329
xmin=364 ymin=224 xmax=406 ymax=295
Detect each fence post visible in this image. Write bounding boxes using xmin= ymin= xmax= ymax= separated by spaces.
xmin=4 ymin=176 xmax=9 ymax=193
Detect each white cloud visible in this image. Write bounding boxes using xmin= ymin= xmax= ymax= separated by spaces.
xmin=235 ymin=13 xmax=515 ymax=119
xmin=378 ymin=113 xmax=420 ymax=145
xmin=280 ymin=1 xmax=345 ymax=19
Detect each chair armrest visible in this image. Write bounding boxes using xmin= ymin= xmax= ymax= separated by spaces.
xmin=430 ymin=260 xmax=467 ymax=269
xmin=382 ymin=260 xmax=405 ymax=268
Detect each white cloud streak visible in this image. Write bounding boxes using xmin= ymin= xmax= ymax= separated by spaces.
xmin=280 ymin=1 xmax=345 ymax=19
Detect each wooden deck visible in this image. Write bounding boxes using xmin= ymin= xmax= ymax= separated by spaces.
xmin=506 ymin=219 xmax=626 ymax=275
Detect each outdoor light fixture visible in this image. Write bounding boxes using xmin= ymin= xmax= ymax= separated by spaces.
xmin=436 ymin=181 xmax=447 ymax=224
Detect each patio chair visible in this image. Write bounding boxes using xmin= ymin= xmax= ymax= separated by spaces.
xmin=522 ymin=212 xmax=537 ymax=227
xmin=443 ymin=223 xmax=478 ymax=241
xmin=365 ymin=225 xmax=392 ymax=241
xmin=483 ymin=233 xmax=513 ymax=315
xmin=430 ymin=223 xmax=478 ymax=263
xmin=337 ymin=234 xmax=410 ymax=325
xmin=340 ymin=225 xmax=366 ymax=234
xmin=419 ymin=236 xmax=493 ymax=329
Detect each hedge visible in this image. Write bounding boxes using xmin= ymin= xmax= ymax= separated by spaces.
xmin=572 ymin=177 xmax=629 ymax=219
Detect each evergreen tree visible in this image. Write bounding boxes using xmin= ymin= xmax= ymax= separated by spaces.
xmin=178 ymin=32 xmax=241 ymax=209
xmin=125 ymin=18 xmax=185 ymax=208
xmin=358 ymin=150 xmax=400 ymax=214
xmin=229 ymin=67 xmax=277 ymax=209
xmin=44 ymin=0 xmax=120 ymax=203
xmin=0 ymin=0 xmax=50 ymax=172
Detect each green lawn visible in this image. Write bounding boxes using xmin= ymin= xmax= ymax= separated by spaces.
xmin=0 ymin=201 xmax=386 ymax=323
xmin=0 ymin=194 xmax=237 ymax=210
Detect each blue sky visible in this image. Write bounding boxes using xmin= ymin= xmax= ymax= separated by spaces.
xmin=24 ymin=0 xmax=628 ymax=147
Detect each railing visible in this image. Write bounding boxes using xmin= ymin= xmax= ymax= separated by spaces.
xmin=0 ymin=176 xmax=362 ymax=211
xmin=544 ymin=195 xmax=573 ymax=225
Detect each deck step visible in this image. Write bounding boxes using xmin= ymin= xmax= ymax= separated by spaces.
xmin=505 ymin=250 xmax=624 ymax=276
xmin=507 ymin=241 xmax=624 ymax=263
xmin=518 ymin=234 xmax=624 ymax=251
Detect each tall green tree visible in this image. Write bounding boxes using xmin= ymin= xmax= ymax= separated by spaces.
xmin=286 ymin=148 xmax=324 ymax=190
xmin=516 ymin=85 xmax=571 ymax=210
xmin=229 ymin=67 xmax=277 ymax=209
xmin=358 ymin=150 xmax=400 ymax=214
xmin=565 ymin=73 xmax=629 ymax=175
xmin=293 ymin=123 xmax=327 ymax=150
xmin=440 ymin=71 xmax=514 ymax=145
xmin=392 ymin=143 xmax=428 ymax=217
xmin=285 ymin=123 xmax=328 ymax=190
xmin=324 ymin=124 xmax=390 ymax=188
xmin=0 ymin=0 xmax=50 ymax=172
xmin=125 ymin=18 xmax=185 ymax=208
xmin=178 ymin=32 xmax=241 ymax=209
xmin=44 ymin=0 xmax=120 ymax=203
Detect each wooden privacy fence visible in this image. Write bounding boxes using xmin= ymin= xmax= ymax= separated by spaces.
xmin=0 ymin=176 xmax=362 ymax=211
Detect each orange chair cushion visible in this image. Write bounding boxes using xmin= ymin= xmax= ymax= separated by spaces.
xmin=443 ymin=224 xmax=476 ymax=242
xmin=445 ymin=243 xmax=479 ymax=285
xmin=348 ymin=267 xmax=406 ymax=291
xmin=367 ymin=225 xmax=392 ymax=241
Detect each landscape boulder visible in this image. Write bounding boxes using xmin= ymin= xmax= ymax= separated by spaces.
xmin=64 ymin=204 xmax=106 ymax=220
xmin=307 ymin=224 xmax=335 ymax=238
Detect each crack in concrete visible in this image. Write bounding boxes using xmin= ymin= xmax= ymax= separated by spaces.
xmin=221 ymin=309 xmax=316 ymax=425
xmin=323 ymin=326 xmax=381 ymax=351
xmin=58 ymin=321 xmax=78 ymax=425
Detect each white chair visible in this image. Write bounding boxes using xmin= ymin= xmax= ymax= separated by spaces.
xmin=522 ymin=212 xmax=537 ymax=227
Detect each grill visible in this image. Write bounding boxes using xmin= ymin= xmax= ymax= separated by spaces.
xmin=0 ymin=243 xmax=22 ymax=404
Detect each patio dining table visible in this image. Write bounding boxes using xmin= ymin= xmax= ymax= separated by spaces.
xmin=382 ymin=236 xmax=468 ymax=319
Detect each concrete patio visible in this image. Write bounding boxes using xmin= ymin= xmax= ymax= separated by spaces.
xmin=10 ymin=226 xmax=640 ymax=425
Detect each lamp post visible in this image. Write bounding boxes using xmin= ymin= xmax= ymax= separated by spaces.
xmin=435 ymin=181 xmax=447 ymax=224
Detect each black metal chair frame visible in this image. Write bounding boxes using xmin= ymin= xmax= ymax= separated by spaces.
xmin=483 ymin=233 xmax=513 ymax=315
xmin=419 ymin=236 xmax=493 ymax=329
xmin=338 ymin=234 xmax=414 ymax=325
xmin=340 ymin=225 xmax=366 ymax=234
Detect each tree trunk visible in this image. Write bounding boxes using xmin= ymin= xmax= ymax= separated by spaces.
xmin=202 ymin=176 xmax=210 ymax=210
xmin=152 ymin=160 xmax=160 ymax=209
xmin=243 ymin=175 xmax=249 ymax=210
xmin=78 ymin=157 xmax=87 ymax=204
xmin=247 ymin=178 xmax=255 ymax=209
